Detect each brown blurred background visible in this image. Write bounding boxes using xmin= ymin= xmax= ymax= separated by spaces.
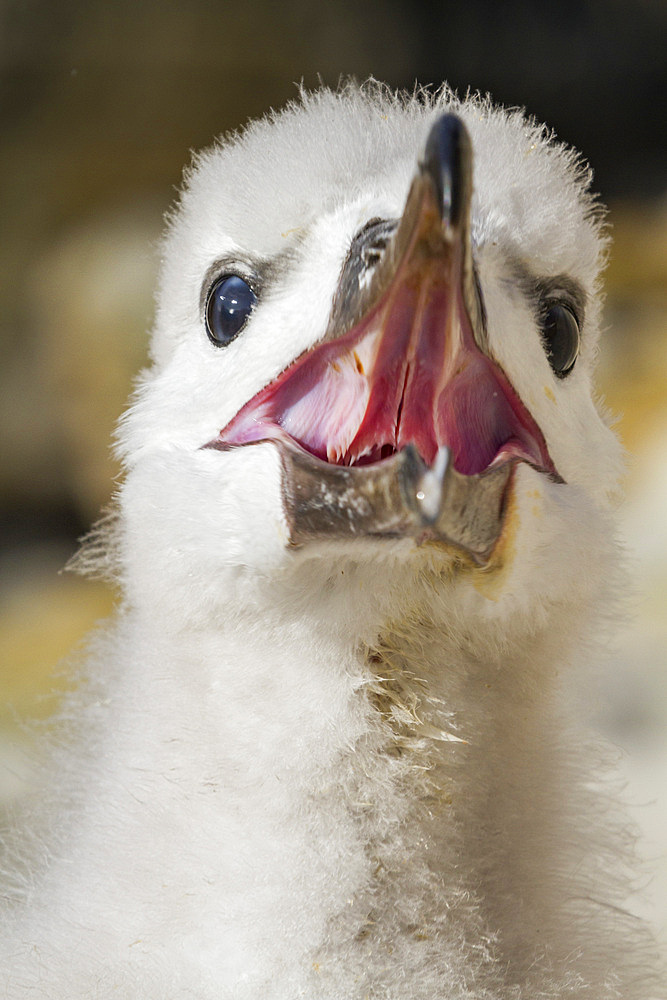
xmin=1 ymin=0 xmax=665 ymax=952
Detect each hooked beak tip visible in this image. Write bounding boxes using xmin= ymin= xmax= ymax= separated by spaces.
xmin=420 ymin=113 xmax=474 ymax=232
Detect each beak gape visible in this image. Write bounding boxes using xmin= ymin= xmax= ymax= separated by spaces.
xmin=210 ymin=114 xmax=558 ymax=563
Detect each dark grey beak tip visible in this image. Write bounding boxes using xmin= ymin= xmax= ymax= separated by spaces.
xmin=422 ymin=113 xmax=473 ymax=229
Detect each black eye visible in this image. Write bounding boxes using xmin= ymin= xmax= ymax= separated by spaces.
xmin=205 ymin=274 xmax=257 ymax=346
xmin=541 ymin=303 xmax=580 ymax=378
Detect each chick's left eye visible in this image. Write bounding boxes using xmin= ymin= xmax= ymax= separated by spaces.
xmin=205 ymin=274 xmax=257 ymax=346
xmin=541 ymin=303 xmax=580 ymax=378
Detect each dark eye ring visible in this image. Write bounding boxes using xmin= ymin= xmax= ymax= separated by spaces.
xmin=540 ymin=302 xmax=580 ymax=378
xmin=205 ymin=274 xmax=257 ymax=346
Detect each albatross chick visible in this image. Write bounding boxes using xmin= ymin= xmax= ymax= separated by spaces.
xmin=1 ymin=83 xmax=664 ymax=1000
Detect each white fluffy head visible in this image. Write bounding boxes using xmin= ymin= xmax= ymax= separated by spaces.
xmin=114 ymin=82 xmax=621 ymax=633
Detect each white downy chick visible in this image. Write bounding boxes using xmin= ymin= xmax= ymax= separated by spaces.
xmin=1 ymin=82 xmax=664 ymax=1000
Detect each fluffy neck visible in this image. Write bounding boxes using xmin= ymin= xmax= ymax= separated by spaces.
xmin=16 ymin=556 xmax=652 ymax=999
xmin=73 ymin=557 xmax=627 ymax=997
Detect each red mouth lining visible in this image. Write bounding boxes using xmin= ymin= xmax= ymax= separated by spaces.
xmin=211 ymin=275 xmax=555 ymax=479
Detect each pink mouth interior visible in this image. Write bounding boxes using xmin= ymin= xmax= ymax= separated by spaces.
xmin=214 ymin=280 xmax=554 ymax=478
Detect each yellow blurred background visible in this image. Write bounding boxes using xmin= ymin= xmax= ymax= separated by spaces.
xmin=1 ymin=0 xmax=665 ymax=955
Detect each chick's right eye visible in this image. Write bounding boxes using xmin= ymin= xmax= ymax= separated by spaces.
xmin=205 ymin=274 xmax=257 ymax=346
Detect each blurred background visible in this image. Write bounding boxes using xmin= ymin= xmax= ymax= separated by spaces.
xmin=1 ymin=0 xmax=665 ymax=954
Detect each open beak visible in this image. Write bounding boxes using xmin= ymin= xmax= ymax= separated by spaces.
xmin=207 ymin=115 xmax=559 ymax=564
